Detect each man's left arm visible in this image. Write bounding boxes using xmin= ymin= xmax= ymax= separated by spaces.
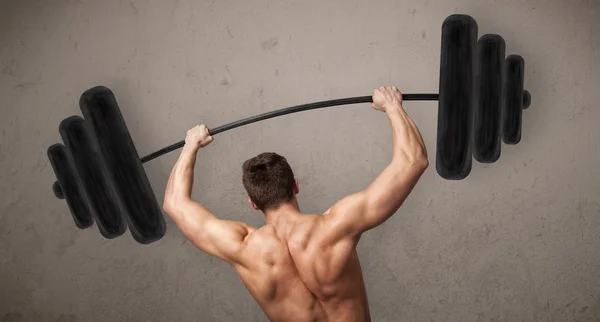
xmin=163 ymin=125 xmax=253 ymax=266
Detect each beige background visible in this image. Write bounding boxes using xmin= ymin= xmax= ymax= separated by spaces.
xmin=1 ymin=0 xmax=599 ymax=321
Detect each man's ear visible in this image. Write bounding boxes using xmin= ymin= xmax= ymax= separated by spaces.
xmin=248 ymin=198 xmax=260 ymax=211
xmin=294 ymin=179 xmax=299 ymax=195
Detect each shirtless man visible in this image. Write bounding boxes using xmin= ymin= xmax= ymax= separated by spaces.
xmin=163 ymin=86 xmax=429 ymax=321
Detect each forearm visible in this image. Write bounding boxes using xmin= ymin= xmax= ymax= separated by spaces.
xmin=164 ymin=143 xmax=200 ymax=210
xmin=352 ymin=109 xmax=427 ymax=230
xmin=163 ymin=142 xmax=220 ymax=236
xmin=385 ymin=105 xmax=428 ymax=167
xmin=366 ymin=104 xmax=428 ymax=215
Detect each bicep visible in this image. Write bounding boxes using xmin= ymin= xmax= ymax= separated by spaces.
xmin=191 ymin=218 xmax=251 ymax=265
xmin=324 ymin=163 xmax=424 ymax=238
xmin=166 ymin=200 xmax=251 ymax=265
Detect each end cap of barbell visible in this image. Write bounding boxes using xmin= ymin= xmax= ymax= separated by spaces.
xmin=522 ymin=90 xmax=531 ymax=109
xmin=52 ymin=181 xmax=64 ymax=199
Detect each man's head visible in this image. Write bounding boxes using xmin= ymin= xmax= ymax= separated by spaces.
xmin=242 ymin=152 xmax=299 ymax=212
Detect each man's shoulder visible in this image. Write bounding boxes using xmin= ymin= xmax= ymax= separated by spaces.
xmin=287 ymin=214 xmax=330 ymax=247
xmin=293 ymin=214 xmax=325 ymax=229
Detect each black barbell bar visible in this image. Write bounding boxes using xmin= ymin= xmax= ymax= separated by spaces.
xmin=139 ymin=94 xmax=440 ymax=164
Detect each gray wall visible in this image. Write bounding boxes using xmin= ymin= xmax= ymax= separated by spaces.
xmin=1 ymin=0 xmax=599 ymax=321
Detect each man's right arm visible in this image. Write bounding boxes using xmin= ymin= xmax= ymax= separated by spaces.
xmin=321 ymin=86 xmax=428 ymax=243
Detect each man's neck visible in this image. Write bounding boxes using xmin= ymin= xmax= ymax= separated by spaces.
xmin=264 ymin=203 xmax=301 ymax=238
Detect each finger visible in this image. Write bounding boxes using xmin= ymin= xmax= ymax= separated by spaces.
xmin=203 ymin=136 xmax=214 ymax=146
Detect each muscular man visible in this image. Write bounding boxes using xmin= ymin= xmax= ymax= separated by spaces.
xmin=163 ymin=86 xmax=429 ymax=321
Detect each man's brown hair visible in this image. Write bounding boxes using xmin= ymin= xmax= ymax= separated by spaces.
xmin=242 ymin=152 xmax=296 ymax=211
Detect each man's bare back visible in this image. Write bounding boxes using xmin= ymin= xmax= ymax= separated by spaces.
xmin=232 ymin=223 xmax=329 ymax=321
xmin=232 ymin=214 xmax=370 ymax=322
xmin=163 ymin=86 xmax=428 ymax=321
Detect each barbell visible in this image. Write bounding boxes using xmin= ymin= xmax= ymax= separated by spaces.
xmin=47 ymin=14 xmax=532 ymax=244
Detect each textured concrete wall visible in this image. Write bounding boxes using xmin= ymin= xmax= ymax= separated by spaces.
xmin=1 ymin=0 xmax=599 ymax=321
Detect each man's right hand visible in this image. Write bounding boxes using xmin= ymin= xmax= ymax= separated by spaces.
xmin=371 ymin=86 xmax=403 ymax=112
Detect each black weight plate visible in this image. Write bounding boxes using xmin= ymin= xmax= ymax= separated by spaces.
xmin=80 ymin=86 xmax=166 ymax=244
xmin=59 ymin=116 xmax=125 ymax=239
xmin=48 ymin=144 xmax=94 ymax=229
xmin=474 ymin=34 xmax=505 ymax=163
xmin=437 ymin=14 xmax=477 ymax=179
xmin=503 ymin=55 xmax=525 ymax=144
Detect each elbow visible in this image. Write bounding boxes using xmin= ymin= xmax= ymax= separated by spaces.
xmin=393 ymin=150 xmax=429 ymax=172
xmin=162 ymin=197 xmax=178 ymax=217
xmin=406 ymin=157 xmax=428 ymax=177
xmin=413 ymin=153 xmax=429 ymax=171
xmin=162 ymin=200 xmax=173 ymax=216
xmin=163 ymin=195 xmax=192 ymax=218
